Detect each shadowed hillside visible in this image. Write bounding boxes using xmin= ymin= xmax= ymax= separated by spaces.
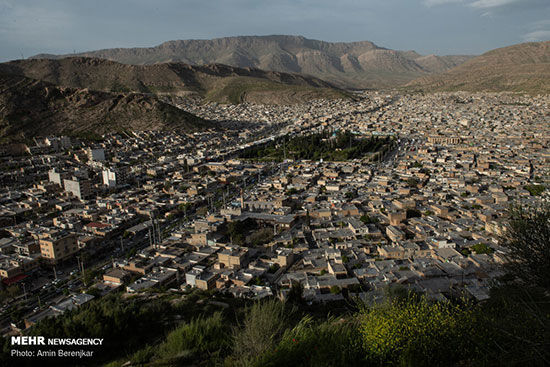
xmin=0 ymin=72 xmax=208 ymax=142
xmin=0 ymin=57 xmax=351 ymax=104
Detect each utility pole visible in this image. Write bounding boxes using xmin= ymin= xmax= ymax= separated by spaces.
xmin=151 ymin=218 xmax=156 ymax=248
xmin=81 ymin=258 xmax=85 ymax=283
xmin=156 ymin=219 xmax=161 ymax=245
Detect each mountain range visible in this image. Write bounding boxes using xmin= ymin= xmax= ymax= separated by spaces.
xmin=2 ymin=36 xmax=548 ymax=142
xmin=0 ymin=54 xmax=353 ymax=142
xmin=407 ymin=41 xmax=550 ymax=94
xmin=32 ymin=35 xmax=474 ymax=89
xmin=0 ymin=57 xmax=349 ymax=105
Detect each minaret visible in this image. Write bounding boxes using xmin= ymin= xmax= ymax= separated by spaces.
xmin=240 ymin=189 xmax=244 ymax=210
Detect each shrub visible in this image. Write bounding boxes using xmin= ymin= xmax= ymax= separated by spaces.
xmin=130 ymin=345 xmax=155 ymax=365
xmin=258 ymin=316 xmax=364 ymax=367
xmin=156 ymin=312 xmax=230 ymax=362
xmin=230 ymin=300 xmax=296 ymax=366
xmin=358 ymin=294 xmax=480 ymax=366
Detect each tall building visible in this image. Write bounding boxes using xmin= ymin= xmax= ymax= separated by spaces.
xmin=63 ymin=177 xmax=92 ymax=200
xmin=39 ymin=232 xmax=78 ymax=264
xmin=48 ymin=169 xmax=67 ymax=186
xmin=102 ymin=168 xmax=128 ymax=188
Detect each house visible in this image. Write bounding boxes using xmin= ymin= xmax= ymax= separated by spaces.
xmin=103 ymin=268 xmax=130 ymax=286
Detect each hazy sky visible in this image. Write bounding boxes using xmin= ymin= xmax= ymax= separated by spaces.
xmin=1 ymin=0 xmax=549 ymax=62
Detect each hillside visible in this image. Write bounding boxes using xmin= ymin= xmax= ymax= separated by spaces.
xmin=31 ymin=35 xmax=473 ymax=89
xmin=406 ymin=41 xmax=550 ymax=94
xmin=0 ymin=57 xmax=350 ymax=104
xmin=0 ymin=73 xmax=207 ymax=142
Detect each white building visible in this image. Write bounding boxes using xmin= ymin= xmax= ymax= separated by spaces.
xmin=102 ymin=168 xmax=128 ymax=188
xmin=63 ymin=178 xmax=92 ymax=200
xmin=48 ymin=169 xmax=63 ymax=186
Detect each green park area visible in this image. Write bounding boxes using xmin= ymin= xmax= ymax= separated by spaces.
xmin=239 ymin=130 xmax=393 ymax=162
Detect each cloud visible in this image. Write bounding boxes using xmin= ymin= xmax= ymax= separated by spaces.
xmin=522 ymin=18 xmax=550 ymax=42
xmin=425 ymin=0 xmax=549 ymax=9
xmin=522 ymin=29 xmax=550 ymax=41
xmin=469 ymin=0 xmax=517 ymax=8
xmin=423 ymin=0 xmax=463 ymax=6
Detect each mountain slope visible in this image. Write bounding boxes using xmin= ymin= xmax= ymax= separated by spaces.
xmin=0 ymin=57 xmax=350 ymax=104
xmin=0 ymin=73 xmax=207 ymax=142
xmin=31 ymin=35 xmax=473 ymax=89
xmin=406 ymin=42 xmax=550 ymax=94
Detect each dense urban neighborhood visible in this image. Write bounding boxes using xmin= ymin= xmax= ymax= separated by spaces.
xmin=0 ymin=91 xmax=548 ymax=343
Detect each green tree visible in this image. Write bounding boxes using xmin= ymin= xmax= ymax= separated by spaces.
xmin=83 ymin=269 xmax=99 ymax=286
xmin=360 ymin=214 xmax=378 ymax=224
xmin=6 ymin=285 xmax=21 ymax=298
xmin=471 ymin=242 xmax=494 ymax=255
xmin=286 ymin=281 xmax=304 ymax=305
xmin=478 ymin=284 xmax=550 ymax=366
xmin=501 ymin=204 xmax=550 ymax=290
xmin=406 ymin=208 xmax=421 ymax=219
xmin=524 ymin=184 xmax=546 ymax=196
xmin=406 ymin=177 xmax=419 ymax=188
